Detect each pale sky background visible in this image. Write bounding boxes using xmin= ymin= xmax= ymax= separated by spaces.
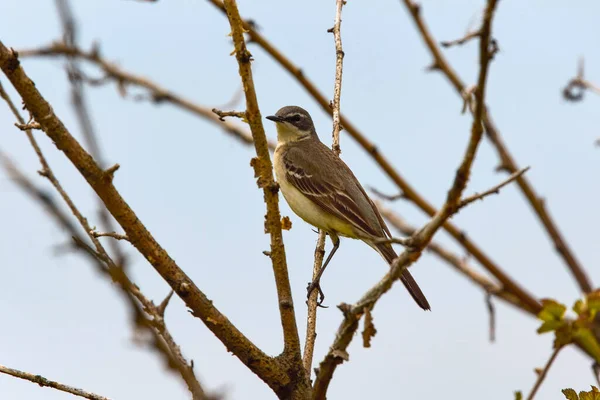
xmin=1 ymin=0 xmax=599 ymax=399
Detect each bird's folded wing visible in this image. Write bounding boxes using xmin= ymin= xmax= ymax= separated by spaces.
xmin=282 ymin=149 xmax=379 ymax=238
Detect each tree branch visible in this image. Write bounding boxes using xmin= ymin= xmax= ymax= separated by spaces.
xmin=526 ymin=346 xmax=563 ymax=400
xmin=313 ymin=2 xmax=500 ymax=395
xmin=206 ymin=0 xmax=542 ymax=314
xmin=375 ymin=201 xmax=530 ymax=314
xmin=0 ymin=42 xmax=287 ymax=394
xmin=401 ymin=0 xmax=592 ymax=294
xmin=302 ymin=0 xmax=347 ymax=380
xmin=0 ymin=80 xmax=209 ymax=399
xmin=18 ymin=42 xmax=275 ymax=150
xmin=221 ymin=1 xmax=308 ymax=397
xmin=0 ymin=364 xmax=110 ymax=400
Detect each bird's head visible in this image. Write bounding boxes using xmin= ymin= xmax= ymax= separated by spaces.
xmin=266 ymin=106 xmax=317 ymax=143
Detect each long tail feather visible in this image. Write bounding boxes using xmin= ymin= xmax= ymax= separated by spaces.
xmin=376 ymin=242 xmax=430 ymax=311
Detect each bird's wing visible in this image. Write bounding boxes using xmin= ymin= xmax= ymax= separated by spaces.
xmin=282 ymin=145 xmax=382 ymax=238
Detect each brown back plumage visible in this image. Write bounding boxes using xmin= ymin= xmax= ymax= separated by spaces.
xmin=282 ymin=137 xmax=430 ymax=310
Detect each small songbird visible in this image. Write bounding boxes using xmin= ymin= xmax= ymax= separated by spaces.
xmin=267 ymin=106 xmax=430 ymax=310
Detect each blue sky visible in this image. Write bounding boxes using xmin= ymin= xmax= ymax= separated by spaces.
xmin=1 ymin=0 xmax=599 ymax=399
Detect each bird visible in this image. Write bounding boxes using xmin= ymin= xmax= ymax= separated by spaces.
xmin=266 ymin=105 xmax=430 ymax=311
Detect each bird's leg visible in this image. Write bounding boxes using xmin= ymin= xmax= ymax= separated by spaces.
xmin=307 ymin=233 xmax=340 ymax=306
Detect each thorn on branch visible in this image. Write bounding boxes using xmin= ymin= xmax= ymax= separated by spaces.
xmin=15 ymin=121 xmax=41 ymax=131
xmin=103 ymin=163 xmax=120 ymax=182
xmin=91 ymin=230 xmax=130 ymax=241
xmin=157 ymin=290 xmax=174 ymax=317
xmin=262 ymin=250 xmax=272 ymax=257
xmin=440 ymin=30 xmax=481 ymax=48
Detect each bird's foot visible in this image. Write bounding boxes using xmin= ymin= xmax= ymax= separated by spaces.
xmin=307 ymin=280 xmax=328 ymax=308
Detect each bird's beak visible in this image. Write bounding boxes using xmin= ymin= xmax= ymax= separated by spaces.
xmin=266 ymin=115 xmax=283 ymax=122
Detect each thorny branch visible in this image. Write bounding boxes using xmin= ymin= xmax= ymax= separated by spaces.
xmin=0 ymin=42 xmax=287 ymax=395
xmin=0 ymin=81 xmax=208 ymax=400
xmin=402 ymin=0 xmax=592 ymax=295
xmin=313 ymin=1 xmax=500 ymax=396
xmin=303 ymin=0 xmax=346 ymax=380
xmin=206 ymin=0 xmax=541 ymax=315
xmin=0 ymin=364 xmax=110 ymax=400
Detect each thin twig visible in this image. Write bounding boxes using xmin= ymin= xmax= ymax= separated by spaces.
xmin=329 ymin=0 xmax=345 ymax=156
xmin=303 ymin=231 xmax=326 ymax=377
xmin=486 ymin=292 xmax=496 ymax=342
xmin=562 ymin=58 xmax=600 ymax=102
xmin=1 ymin=42 xmax=283 ymax=393
xmin=441 ymin=30 xmax=480 ymax=48
xmin=375 ymin=201 xmax=529 ymax=313
xmin=302 ymin=0 xmax=346 ymax=380
xmin=401 ymin=0 xmax=592 ymax=295
xmin=459 ymin=167 xmax=530 ymax=208
xmin=526 ymin=346 xmax=563 ymax=400
xmin=18 ymin=42 xmax=275 ymax=149
xmin=211 ymin=108 xmax=246 ymax=121
xmin=91 ymin=231 xmax=130 ymax=241
xmin=0 ymin=364 xmax=110 ymax=400
xmin=206 ymin=0 xmax=542 ymax=314
xmin=313 ymin=2 xmax=500 ymax=395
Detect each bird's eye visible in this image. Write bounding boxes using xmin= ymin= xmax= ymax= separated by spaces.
xmin=289 ymin=115 xmax=301 ymax=122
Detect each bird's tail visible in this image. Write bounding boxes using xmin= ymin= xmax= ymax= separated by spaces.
xmin=375 ymin=242 xmax=431 ymax=311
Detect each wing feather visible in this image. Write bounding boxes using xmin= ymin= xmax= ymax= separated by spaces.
xmin=282 ymin=150 xmax=379 ymax=237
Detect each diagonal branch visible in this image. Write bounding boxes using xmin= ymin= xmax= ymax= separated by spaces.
xmin=0 ymin=364 xmax=110 ymax=400
xmin=401 ymin=0 xmax=592 ymax=294
xmin=205 ymin=0 xmax=541 ymax=314
xmin=0 ymin=42 xmax=288 ymax=393
xmin=0 ymin=81 xmax=208 ymax=399
xmin=376 ymin=201 xmax=530 ymax=313
xmin=313 ymin=2 xmax=500 ymax=395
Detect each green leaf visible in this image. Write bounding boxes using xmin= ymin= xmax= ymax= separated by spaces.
xmin=562 ymin=388 xmax=578 ymax=400
xmin=538 ymin=320 xmax=565 ymax=334
xmin=538 ymin=299 xmax=567 ymax=322
xmin=573 ymin=299 xmax=586 ymax=315
xmin=587 ymin=292 xmax=600 ymax=314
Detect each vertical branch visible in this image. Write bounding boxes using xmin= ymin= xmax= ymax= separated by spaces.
xmin=330 ymin=0 xmax=345 ymax=156
xmin=303 ymin=231 xmax=326 ymax=376
xmin=303 ymin=0 xmax=347 ymax=379
xmin=222 ymin=1 xmax=307 ymax=394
